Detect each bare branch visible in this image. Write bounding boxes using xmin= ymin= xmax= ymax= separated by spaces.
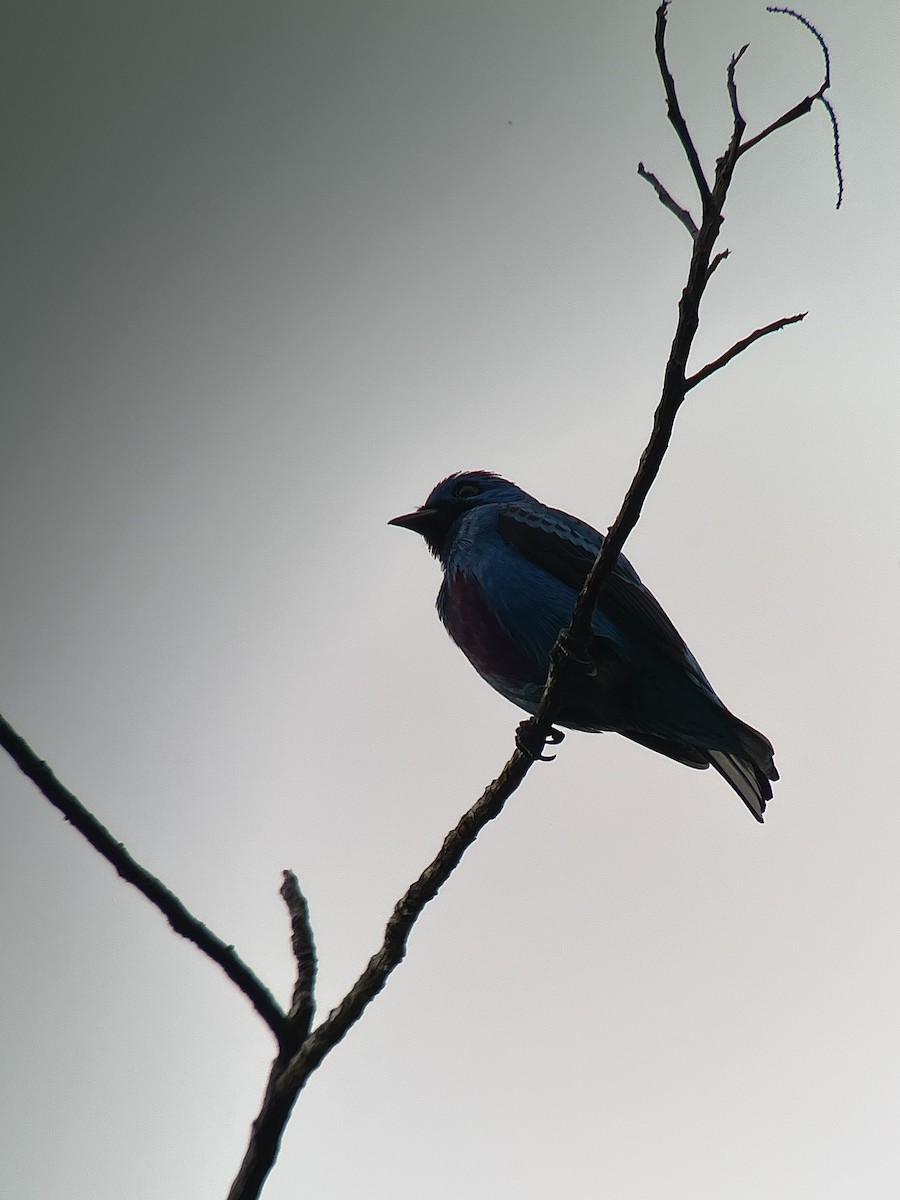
xmin=227 ymin=9 xmax=838 ymax=1195
xmin=637 ymin=162 xmax=698 ymax=237
xmin=685 ymin=312 xmax=807 ymax=391
xmin=526 ymin=4 xmax=806 ymax=727
xmin=0 ymin=711 xmax=287 ymax=1042
xmin=3 ymin=8 xmax=841 ymax=1200
xmin=821 ymin=95 xmax=844 ymax=209
xmin=767 ymin=6 xmax=831 ymax=86
xmin=740 ymin=7 xmax=842 ymax=208
xmin=727 ymin=44 xmax=750 ymax=127
xmin=738 ymin=90 xmax=822 ymax=156
xmin=654 ymin=2 xmax=711 ymax=207
xmin=295 ymin=750 xmax=532 ymax=1060
xmin=228 ymin=750 xmax=538 ymax=1198
xmin=280 ymin=871 xmax=317 ymax=1037
xmin=706 ymin=248 xmax=730 ymax=281
xmin=227 ymin=1061 xmax=300 ymax=1200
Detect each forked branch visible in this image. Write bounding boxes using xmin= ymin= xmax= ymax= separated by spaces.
xmin=0 ymin=8 xmax=839 ymax=1200
xmin=0 ymin=712 xmax=287 ymax=1042
xmin=637 ymin=162 xmax=698 ymax=238
xmin=686 ymin=312 xmax=807 ymax=392
xmin=227 ymin=8 xmax=839 ymax=1197
xmin=654 ymin=0 xmax=711 ymax=207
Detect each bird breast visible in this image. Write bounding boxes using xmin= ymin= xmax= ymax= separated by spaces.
xmin=438 ymin=570 xmax=544 ymax=686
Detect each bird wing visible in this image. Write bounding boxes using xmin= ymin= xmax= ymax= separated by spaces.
xmin=497 ymin=502 xmax=776 ymax=821
xmin=497 ymin=503 xmax=712 ymax=687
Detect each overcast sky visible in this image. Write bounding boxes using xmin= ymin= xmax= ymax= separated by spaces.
xmin=2 ymin=2 xmax=899 ymax=1198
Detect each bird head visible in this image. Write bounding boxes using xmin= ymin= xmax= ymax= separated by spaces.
xmin=389 ymin=471 xmax=526 ymax=557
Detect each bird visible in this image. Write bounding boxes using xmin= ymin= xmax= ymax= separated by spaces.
xmin=390 ymin=470 xmax=778 ymax=822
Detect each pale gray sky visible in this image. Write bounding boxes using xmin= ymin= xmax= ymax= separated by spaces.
xmin=2 ymin=2 xmax=899 ymax=1198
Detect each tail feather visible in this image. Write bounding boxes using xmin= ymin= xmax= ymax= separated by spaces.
xmin=707 ymin=750 xmax=771 ymax=822
xmin=708 ymin=715 xmax=779 ymax=823
xmin=626 ymin=715 xmax=778 ymax=822
xmin=624 ymin=730 xmax=711 ymax=770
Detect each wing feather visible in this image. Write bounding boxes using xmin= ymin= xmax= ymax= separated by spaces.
xmin=498 ymin=504 xmax=707 ymax=682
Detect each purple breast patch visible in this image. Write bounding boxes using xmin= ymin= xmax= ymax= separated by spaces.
xmin=441 ymin=572 xmax=543 ymax=685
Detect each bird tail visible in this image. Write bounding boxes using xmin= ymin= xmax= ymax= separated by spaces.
xmin=622 ymin=720 xmax=778 ymax=822
xmin=707 ymin=715 xmax=779 ymax=823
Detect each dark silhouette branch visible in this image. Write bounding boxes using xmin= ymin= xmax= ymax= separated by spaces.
xmin=685 ymin=312 xmax=807 ymax=392
xmin=524 ymin=1 xmax=832 ymax=734
xmin=637 ymin=162 xmax=697 ymax=238
xmin=227 ymin=750 xmax=537 ymax=1199
xmin=653 ymin=0 xmax=710 ymax=207
xmin=279 ymin=871 xmax=317 ymax=1038
xmin=226 ymin=1056 xmax=301 ymax=1200
xmin=706 ymin=248 xmax=730 ymax=281
xmin=821 ymin=95 xmax=843 ymax=208
xmin=767 ymin=6 xmax=830 ymax=86
xmin=727 ymin=44 xmax=749 ymax=127
xmin=225 ymin=8 xmax=838 ymax=1197
xmin=743 ymin=8 xmax=843 ymax=207
xmin=551 ymin=3 xmax=740 ymax=652
xmin=738 ymin=90 xmax=824 ymax=156
xmin=0 ymin=7 xmax=839 ymax=1200
xmin=0 ymin=711 xmax=287 ymax=1042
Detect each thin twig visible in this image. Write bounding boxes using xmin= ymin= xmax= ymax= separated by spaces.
xmin=727 ymin=44 xmax=749 ymax=127
xmin=637 ymin=162 xmax=698 ymax=238
xmin=0 ymin=711 xmax=287 ymax=1042
xmin=765 ymin=7 xmax=841 ymax=208
xmin=225 ymin=7 xmax=837 ymax=1195
xmin=280 ymin=871 xmax=317 ymax=1038
xmin=821 ymin=95 xmax=843 ymax=209
xmin=654 ymin=1 xmax=711 ymax=207
xmin=685 ymin=312 xmax=807 ymax=391
xmin=1 ymin=6 xmax=838 ymax=1198
xmin=767 ymin=6 xmax=830 ymax=86
xmin=292 ymin=749 xmax=532 ymax=1069
xmin=707 ymin=248 xmax=730 ymax=281
xmin=738 ymin=90 xmax=823 ymax=156
xmin=227 ymin=750 xmax=536 ymax=1199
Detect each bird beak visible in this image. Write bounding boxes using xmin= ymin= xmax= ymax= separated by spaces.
xmin=388 ymin=507 xmax=437 ymax=534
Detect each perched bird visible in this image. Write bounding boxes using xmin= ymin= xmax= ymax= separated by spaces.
xmin=390 ymin=470 xmax=777 ymax=821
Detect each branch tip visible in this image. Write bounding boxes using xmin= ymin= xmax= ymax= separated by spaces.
xmin=637 ymin=163 xmax=698 ymax=238
xmin=727 ymin=45 xmax=750 ymax=128
xmin=685 ymin=312 xmax=807 ymax=391
xmin=654 ymin=0 xmax=711 ymax=205
xmin=820 ymin=95 xmax=843 ymax=209
xmin=0 ymin=712 xmax=287 ymax=1041
xmin=280 ymin=870 xmax=317 ymax=1033
xmin=766 ymin=7 xmax=831 ymax=87
xmin=707 ymin=248 xmax=731 ymax=281
xmin=2 ymin=8 xmax=839 ymax=1199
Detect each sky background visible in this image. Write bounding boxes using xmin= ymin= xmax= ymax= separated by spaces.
xmin=2 ymin=1 xmax=899 ymax=1197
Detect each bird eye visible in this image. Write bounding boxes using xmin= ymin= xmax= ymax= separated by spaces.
xmin=454 ymin=481 xmax=481 ymax=499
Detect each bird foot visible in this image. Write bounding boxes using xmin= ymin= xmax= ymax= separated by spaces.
xmin=553 ymin=630 xmax=597 ymax=676
xmin=515 ymin=721 xmax=566 ymax=762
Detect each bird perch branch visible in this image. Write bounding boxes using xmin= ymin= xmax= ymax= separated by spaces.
xmin=225 ymin=7 xmax=838 ymax=1196
xmin=0 ymin=712 xmax=287 ymax=1042
xmin=0 ymin=6 xmax=839 ymax=1200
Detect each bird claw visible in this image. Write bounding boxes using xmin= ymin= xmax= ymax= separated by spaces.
xmin=553 ymin=631 xmax=597 ymax=676
xmin=516 ymin=720 xmax=566 ymax=762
